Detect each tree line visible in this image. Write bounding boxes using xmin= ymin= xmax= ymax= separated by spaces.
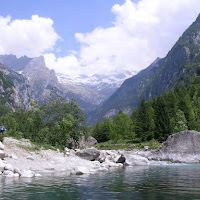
xmin=1 ymin=76 xmax=200 ymax=148
xmin=1 ymin=89 xmax=85 ymax=148
xmin=92 ymin=76 xmax=200 ymax=143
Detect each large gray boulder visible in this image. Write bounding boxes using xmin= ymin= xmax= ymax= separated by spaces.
xmin=76 ymin=148 xmax=100 ymax=161
xmin=78 ymin=136 xmax=98 ymax=148
xmin=148 ymin=130 xmax=200 ymax=163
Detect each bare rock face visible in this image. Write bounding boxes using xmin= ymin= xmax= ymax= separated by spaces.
xmin=148 ymin=131 xmax=200 ymax=163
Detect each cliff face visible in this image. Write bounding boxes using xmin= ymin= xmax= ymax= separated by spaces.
xmin=88 ymin=14 xmax=200 ymax=124
xmin=0 ymin=63 xmax=33 ymax=110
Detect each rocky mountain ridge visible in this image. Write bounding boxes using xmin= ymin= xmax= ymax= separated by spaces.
xmin=88 ymin=13 xmax=200 ymax=124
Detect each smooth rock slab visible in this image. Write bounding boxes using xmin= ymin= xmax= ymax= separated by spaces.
xmin=125 ymin=154 xmax=150 ymax=166
xmin=148 ymin=131 xmax=200 ymax=163
xmin=21 ymin=170 xmax=35 ymax=178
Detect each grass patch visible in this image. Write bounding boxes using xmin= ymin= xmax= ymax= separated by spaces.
xmin=95 ymin=139 xmax=161 ymax=150
xmin=16 ymin=144 xmax=40 ymax=152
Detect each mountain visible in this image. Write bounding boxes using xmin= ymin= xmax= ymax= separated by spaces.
xmin=88 ymin=14 xmax=200 ymax=125
xmin=0 ymin=61 xmax=33 ymax=111
xmin=0 ymin=55 xmax=32 ymax=71
xmin=0 ymin=55 xmax=118 ymax=113
xmin=57 ymin=70 xmax=136 ymax=101
xmin=0 ymin=54 xmax=134 ymax=113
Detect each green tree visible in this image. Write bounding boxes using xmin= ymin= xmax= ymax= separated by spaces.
xmin=171 ymin=109 xmax=188 ymax=133
xmin=153 ymin=96 xmax=171 ymax=142
xmin=135 ymin=98 xmax=155 ymax=141
xmin=112 ymin=111 xmax=135 ymax=142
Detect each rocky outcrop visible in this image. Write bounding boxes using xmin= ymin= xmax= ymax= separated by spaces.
xmin=148 ymin=131 xmax=200 ymax=163
xmin=76 ymin=148 xmax=100 ymax=161
xmin=78 ymin=136 xmax=98 ymax=148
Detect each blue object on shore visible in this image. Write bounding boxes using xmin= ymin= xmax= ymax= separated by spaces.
xmin=1 ymin=127 xmax=6 ymax=132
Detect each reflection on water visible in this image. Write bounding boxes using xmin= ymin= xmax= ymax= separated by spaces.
xmin=1 ymin=165 xmax=200 ymax=200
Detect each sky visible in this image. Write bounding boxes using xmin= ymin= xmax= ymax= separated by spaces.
xmin=0 ymin=0 xmax=200 ymax=77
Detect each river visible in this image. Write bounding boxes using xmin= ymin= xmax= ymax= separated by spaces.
xmin=0 ymin=164 xmax=200 ymax=200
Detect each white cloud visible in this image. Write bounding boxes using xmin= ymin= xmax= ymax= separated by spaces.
xmin=0 ymin=15 xmax=60 ymax=57
xmin=45 ymin=0 xmax=200 ymax=77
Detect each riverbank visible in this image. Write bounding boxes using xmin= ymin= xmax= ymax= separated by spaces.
xmin=0 ymin=137 xmax=154 ymax=178
xmin=1 ymin=130 xmax=200 ymax=178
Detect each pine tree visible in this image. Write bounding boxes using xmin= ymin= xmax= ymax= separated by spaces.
xmin=153 ymin=96 xmax=171 ymax=142
xmin=135 ymin=97 xmax=155 ymax=141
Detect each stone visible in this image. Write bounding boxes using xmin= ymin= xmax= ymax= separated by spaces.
xmin=2 ymin=170 xmax=14 ymax=177
xmin=76 ymin=148 xmax=100 ymax=161
xmin=14 ymin=168 xmax=22 ymax=176
xmin=72 ymin=166 xmax=90 ymax=175
xmin=27 ymin=156 xmax=34 ymax=161
xmin=125 ymin=154 xmax=150 ymax=166
xmin=148 ymin=131 xmax=200 ymax=163
xmin=144 ymin=146 xmax=149 ymax=151
xmin=85 ymin=136 xmax=98 ymax=146
xmin=0 ymin=150 xmax=5 ymax=159
xmin=10 ymin=154 xmax=18 ymax=160
xmin=98 ymin=151 xmax=107 ymax=163
xmin=115 ymin=154 xmax=126 ymax=164
xmin=4 ymin=164 xmax=14 ymax=172
xmin=0 ymin=142 xmax=5 ymax=150
xmin=0 ymin=159 xmax=5 ymax=172
xmin=21 ymin=170 xmax=35 ymax=178
xmin=64 ymin=147 xmax=70 ymax=152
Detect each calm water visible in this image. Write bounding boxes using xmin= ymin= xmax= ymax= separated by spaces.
xmin=1 ymin=164 xmax=200 ymax=200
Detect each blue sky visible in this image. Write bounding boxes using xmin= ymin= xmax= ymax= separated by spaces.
xmin=0 ymin=0 xmax=200 ymax=77
xmin=0 ymin=0 xmax=127 ymax=57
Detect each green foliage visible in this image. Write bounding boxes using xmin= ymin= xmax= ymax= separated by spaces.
xmin=112 ymin=111 xmax=135 ymax=142
xmin=92 ymin=76 xmax=200 ymax=144
xmin=135 ymin=98 xmax=155 ymax=141
xmin=2 ymin=89 xmax=85 ymax=149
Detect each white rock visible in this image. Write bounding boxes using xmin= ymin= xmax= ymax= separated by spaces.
xmin=64 ymin=147 xmax=70 ymax=152
xmin=0 ymin=150 xmax=5 ymax=159
xmin=2 ymin=170 xmax=19 ymax=177
xmin=72 ymin=166 xmax=90 ymax=175
xmin=10 ymin=154 xmax=18 ymax=160
xmin=125 ymin=155 xmax=150 ymax=166
xmin=21 ymin=170 xmax=35 ymax=178
xmin=14 ymin=168 xmax=22 ymax=176
xmin=4 ymin=164 xmax=14 ymax=172
xmin=35 ymin=173 xmax=42 ymax=177
xmin=0 ymin=159 xmax=5 ymax=171
xmin=0 ymin=142 xmax=5 ymax=150
xmin=27 ymin=156 xmax=34 ymax=161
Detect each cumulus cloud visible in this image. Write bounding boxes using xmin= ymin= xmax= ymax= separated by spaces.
xmin=45 ymin=0 xmax=200 ymax=76
xmin=0 ymin=15 xmax=60 ymax=57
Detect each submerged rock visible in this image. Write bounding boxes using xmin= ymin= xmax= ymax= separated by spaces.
xmin=148 ymin=130 xmax=200 ymax=163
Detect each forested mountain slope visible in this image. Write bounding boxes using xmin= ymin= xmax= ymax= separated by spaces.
xmin=88 ymin=14 xmax=200 ymax=124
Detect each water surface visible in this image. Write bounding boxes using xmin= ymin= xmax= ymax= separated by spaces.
xmin=1 ymin=164 xmax=200 ymax=200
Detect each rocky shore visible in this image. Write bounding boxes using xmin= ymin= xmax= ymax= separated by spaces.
xmin=1 ymin=130 xmax=200 ymax=178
